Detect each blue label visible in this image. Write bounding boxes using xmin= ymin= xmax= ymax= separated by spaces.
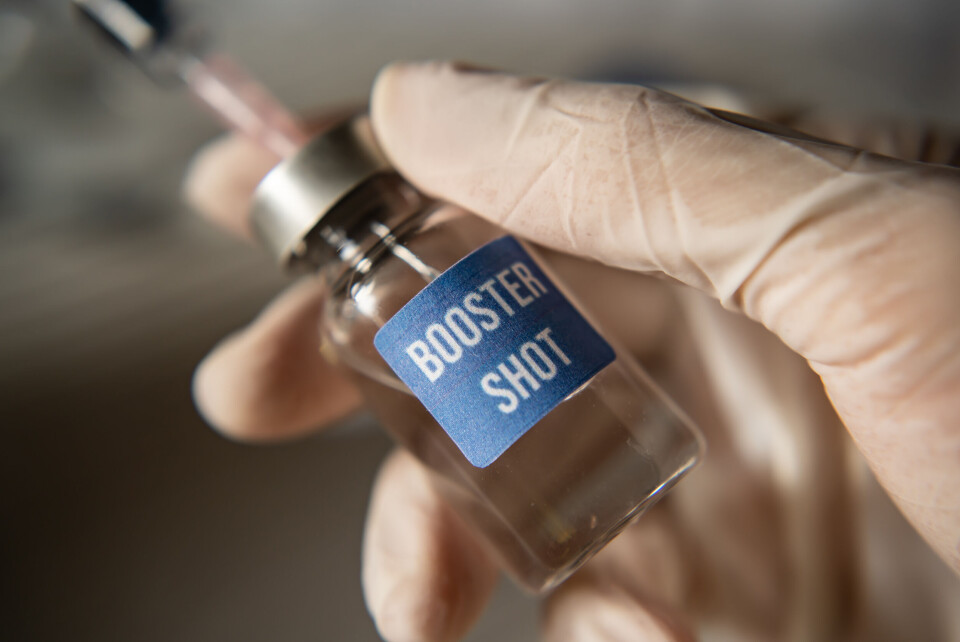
xmin=374 ymin=236 xmax=615 ymax=468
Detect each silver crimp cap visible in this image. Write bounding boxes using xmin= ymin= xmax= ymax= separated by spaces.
xmin=250 ymin=114 xmax=391 ymax=267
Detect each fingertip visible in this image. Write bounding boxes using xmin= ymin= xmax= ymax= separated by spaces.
xmin=182 ymin=133 xmax=279 ymax=240
xmin=191 ymin=335 xmax=242 ymax=438
xmin=371 ymin=60 xmax=445 ymax=101
xmin=191 ymin=279 xmax=362 ymax=442
xmin=370 ymin=60 xmax=435 ymax=165
xmin=190 ymin=326 xmax=301 ymax=443
xmin=370 ymin=60 xmax=419 ymax=113
xmin=543 ymin=576 xmax=694 ymax=642
xmin=371 ymin=60 xmax=497 ymax=113
xmin=363 ymin=451 xmax=498 ymax=642
xmin=371 ymin=60 xmax=501 ymax=169
xmin=374 ymin=579 xmax=454 ymax=642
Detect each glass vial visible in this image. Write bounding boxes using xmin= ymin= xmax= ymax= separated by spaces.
xmin=251 ymin=116 xmax=703 ymax=593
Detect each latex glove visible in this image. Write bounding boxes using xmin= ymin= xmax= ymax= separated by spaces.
xmin=184 ymin=63 xmax=960 ymax=641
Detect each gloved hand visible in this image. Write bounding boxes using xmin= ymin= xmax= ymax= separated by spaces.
xmin=184 ymin=62 xmax=960 ymax=641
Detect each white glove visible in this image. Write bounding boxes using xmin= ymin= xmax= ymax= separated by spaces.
xmin=185 ymin=62 xmax=960 ymax=641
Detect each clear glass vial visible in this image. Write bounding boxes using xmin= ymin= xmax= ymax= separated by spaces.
xmin=251 ymin=116 xmax=704 ymax=593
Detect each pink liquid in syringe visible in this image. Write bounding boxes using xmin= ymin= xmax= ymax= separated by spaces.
xmin=182 ymin=53 xmax=309 ymax=160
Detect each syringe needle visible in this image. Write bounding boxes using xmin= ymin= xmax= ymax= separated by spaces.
xmin=180 ymin=52 xmax=308 ymax=160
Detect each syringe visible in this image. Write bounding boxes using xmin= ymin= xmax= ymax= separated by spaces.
xmin=72 ymin=0 xmax=309 ymax=160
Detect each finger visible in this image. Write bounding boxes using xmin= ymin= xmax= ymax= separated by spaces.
xmin=183 ymin=133 xmax=274 ymax=240
xmin=371 ymin=62 xmax=960 ymax=571
xmin=576 ymin=506 xmax=691 ymax=611
xmin=363 ymin=450 xmax=498 ymax=642
xmin=192 ymin=277 xmax=362 ymax=441
xmin=543 ymin=582 xmax=691 ymax=642
xmin=183 ymin=107 xmax=360 ymax=239
xmin=542 ymin=513 xmax=696 ymax=642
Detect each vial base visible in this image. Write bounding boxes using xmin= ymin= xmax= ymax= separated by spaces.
xmin=354 ymin=359 xmax=699 ymax=593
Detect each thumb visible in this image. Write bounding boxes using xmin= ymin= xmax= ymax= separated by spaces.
xmin=370 ymin=62 xmax=960 ymax=573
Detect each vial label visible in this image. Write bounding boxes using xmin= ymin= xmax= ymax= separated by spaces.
xmin=374 ymin=236 xmax=615 ymax=468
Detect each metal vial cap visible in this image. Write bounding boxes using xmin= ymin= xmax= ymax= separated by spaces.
xmin=250 ymin=114 xmax=391 ymax=268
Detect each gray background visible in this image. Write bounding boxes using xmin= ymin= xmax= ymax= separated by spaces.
xmin=1 ymin=0 xmax=958 ymax=640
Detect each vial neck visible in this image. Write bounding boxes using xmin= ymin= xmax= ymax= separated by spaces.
xmin=295 ymin=173 xmax=430 ymax=278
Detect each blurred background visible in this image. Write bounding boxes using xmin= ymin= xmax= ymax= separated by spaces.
xmin=1 ymin=1 xmax=958 ymax=640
